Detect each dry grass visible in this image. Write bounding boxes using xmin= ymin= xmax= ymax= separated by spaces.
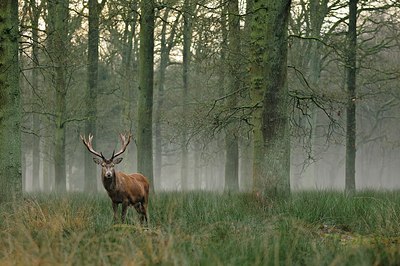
xmin=1 ymin=191 xmax=400 ymax=265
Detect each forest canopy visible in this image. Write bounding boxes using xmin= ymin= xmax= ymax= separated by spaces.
xmin=2 ymin=0 xmax=400 ymax=196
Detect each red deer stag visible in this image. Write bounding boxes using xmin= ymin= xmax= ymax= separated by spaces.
xmin=80 ymin=133 xmax=149 ymax=224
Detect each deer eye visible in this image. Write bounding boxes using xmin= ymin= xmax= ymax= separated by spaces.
xmin=101 ymin=163 xmax=106 ymax=167
xmin=111 ymin=163 xmax=115 ymax=167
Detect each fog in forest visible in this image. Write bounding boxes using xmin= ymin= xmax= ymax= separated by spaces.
xmin=22 ymin=142 xmax=400 ymax=192
xmin=17 ymin=0 xmax=400 ymax=193
xmin=23 ymin=109 xmax=400 ymax=192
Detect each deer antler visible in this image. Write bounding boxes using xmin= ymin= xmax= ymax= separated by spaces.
xmin=112 ymin=133 xmax=132 ymax=159
xmin=80 ymin=134 xmax=105 ymax=159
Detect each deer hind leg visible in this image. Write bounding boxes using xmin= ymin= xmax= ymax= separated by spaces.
xmin=142 ymin=200 xmax=148 ymax=224
xmin=140 ymin=202 xmax=148 ymax=225
xmin=134 ymin=201 xmax=148 ymax=225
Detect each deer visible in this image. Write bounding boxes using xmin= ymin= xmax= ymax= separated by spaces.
xmin=80 ymin=133 xmax=149 ymax=225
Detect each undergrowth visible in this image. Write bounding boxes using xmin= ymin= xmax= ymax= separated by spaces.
xmin=1 ymin=190 xmax=400 ymax=265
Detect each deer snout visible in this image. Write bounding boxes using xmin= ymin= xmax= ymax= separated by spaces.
xmin=105 ymin=170 xmax=113 ymax=178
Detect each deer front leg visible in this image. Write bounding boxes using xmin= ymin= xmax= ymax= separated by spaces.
xmin=121 ymin=201 xmax=129 ymax=223
xmin=112 ymin=202 xmax=119 ymax=223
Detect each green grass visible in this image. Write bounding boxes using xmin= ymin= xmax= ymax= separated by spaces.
xmin=1 ymin=190 xmax=400 ymax=265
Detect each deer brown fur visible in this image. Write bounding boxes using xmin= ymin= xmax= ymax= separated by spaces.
xmin=81 ymin=133 xmax=150 ymax=224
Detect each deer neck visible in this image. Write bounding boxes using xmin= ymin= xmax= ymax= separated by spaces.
xmin=102 ymin=172 xmax=117 ymax=192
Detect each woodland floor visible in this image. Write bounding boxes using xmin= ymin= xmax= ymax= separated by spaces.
xmin=1 ymin=190 xmax=400 ymax=265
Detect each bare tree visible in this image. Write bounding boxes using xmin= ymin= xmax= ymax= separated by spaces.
xmin=224 ymin=0 xmax=240 ymax=191
xmin=181 ymin=0 xmax=193 ymax=190
xmin=0 ymin=0 xmax=22 ymax=201
xmin=84 ymin=0 xmax=106 ymax=192
xmin=155 ymin=10 xmax=180 ymax=190
xmin=137 ymin=0 xmax=155 ymax=189
xmin=345 ymin=0 xmax=357 ymax=192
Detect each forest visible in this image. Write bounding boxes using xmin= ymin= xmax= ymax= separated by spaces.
xmin=0 ymin=0 xmax=399 ymax=196
xmin=2 ymin=0 xmax=400 ymax=264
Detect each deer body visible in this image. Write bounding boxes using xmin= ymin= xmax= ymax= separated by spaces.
xmin=81 ymin=134 xmax=149 ymax=224
xmin=102 ymin=170 xmax=149 ymax=223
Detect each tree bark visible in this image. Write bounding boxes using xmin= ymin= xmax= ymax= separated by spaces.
xmin=42 ymin=137 xmax=54 ymax=191
xmin=30 ymin=0 xmax=41 ymax=191
xmin=137 ymin=0 xmax=155 ymax=190
xmin=48 ymin=0 xmax=69 ymax=193
xmin=0 ymin=0 xmax=22 ymax=201
xmin=224 ymin=0 xmax=240 ymax=191
xmin=181 ymin=0 xmax=192 ymax=190
xmin=239 ymin=0 xmax=253 ymax=191
xmin=120 ymin=2 xmax=138 ymax=174
xmin=250 ymin=0 xmax=291 ymax=198
xmin=303 ymin=0 xmax=328 ymax=187
xmin=345 ymin=0 xmax=357 ymax=193
xmin=155 ymin=11 xmax=180 ymax=190
xmin=85 ymin=0 xmax=105 ymax=192
xmin=154 ymin=11 xmax=168 ymax=191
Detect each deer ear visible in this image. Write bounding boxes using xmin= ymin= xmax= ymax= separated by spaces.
xmin=114 ymin=157 xmax=123 ymax=164
xmin=93 ymin=158 xmax=102 ymax=164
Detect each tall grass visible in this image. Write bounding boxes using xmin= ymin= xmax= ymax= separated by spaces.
xmin=1 ymin=190 xmax=400 ymax=265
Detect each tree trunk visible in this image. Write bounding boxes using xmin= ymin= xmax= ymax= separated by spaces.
xmin=54 ymin=109 xmax=66 ymax=192
xmin=250 ymin=0 xmax=291 ymax=198
xmin=42 ymin=137 xmax=53 ymax=191
xmin=155 ymin=10 xmax=180 ymax=190
xmin=240 ymin=136 xmax=253 ymax=191
xmin=224 ymin=0 xmax=240 ymax=191
xmin=85 ymin=0 xmax=104 ymax=193
xmin=154 ymin=11 xmax=167 ymax=189
xmin=0 ymin=0 xmax=22 ymax=201
xmin=219 ymin=0 xmax=227 ymax=99
xmin=137 ymin=0 xmax=154 ymax=190
xmin=303 ymin=0 xmax=328 ymax=187
xmin=239 ymin=0 xmax=253 ymax=192
xmin=30 ymin=0 xmax=41 ymax=191
xmin=193 ymin=142 xmax=201 ymax=189
xmin=181 ymin=0 xmax=192 ymax=190
xmin=345 ymin=0 xmax=357 ymax=193
xmin=121 ymin=1 xmax=138 ymax=174
xmin=48 ymin=0 xmax=69 ymax=193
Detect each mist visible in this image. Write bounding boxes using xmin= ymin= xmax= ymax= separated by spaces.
xmin=15 ymin=0 xmax=400 ymax=194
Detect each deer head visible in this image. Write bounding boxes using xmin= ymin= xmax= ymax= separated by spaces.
xmin=80 ymin=133 xmax=131 ymax=179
